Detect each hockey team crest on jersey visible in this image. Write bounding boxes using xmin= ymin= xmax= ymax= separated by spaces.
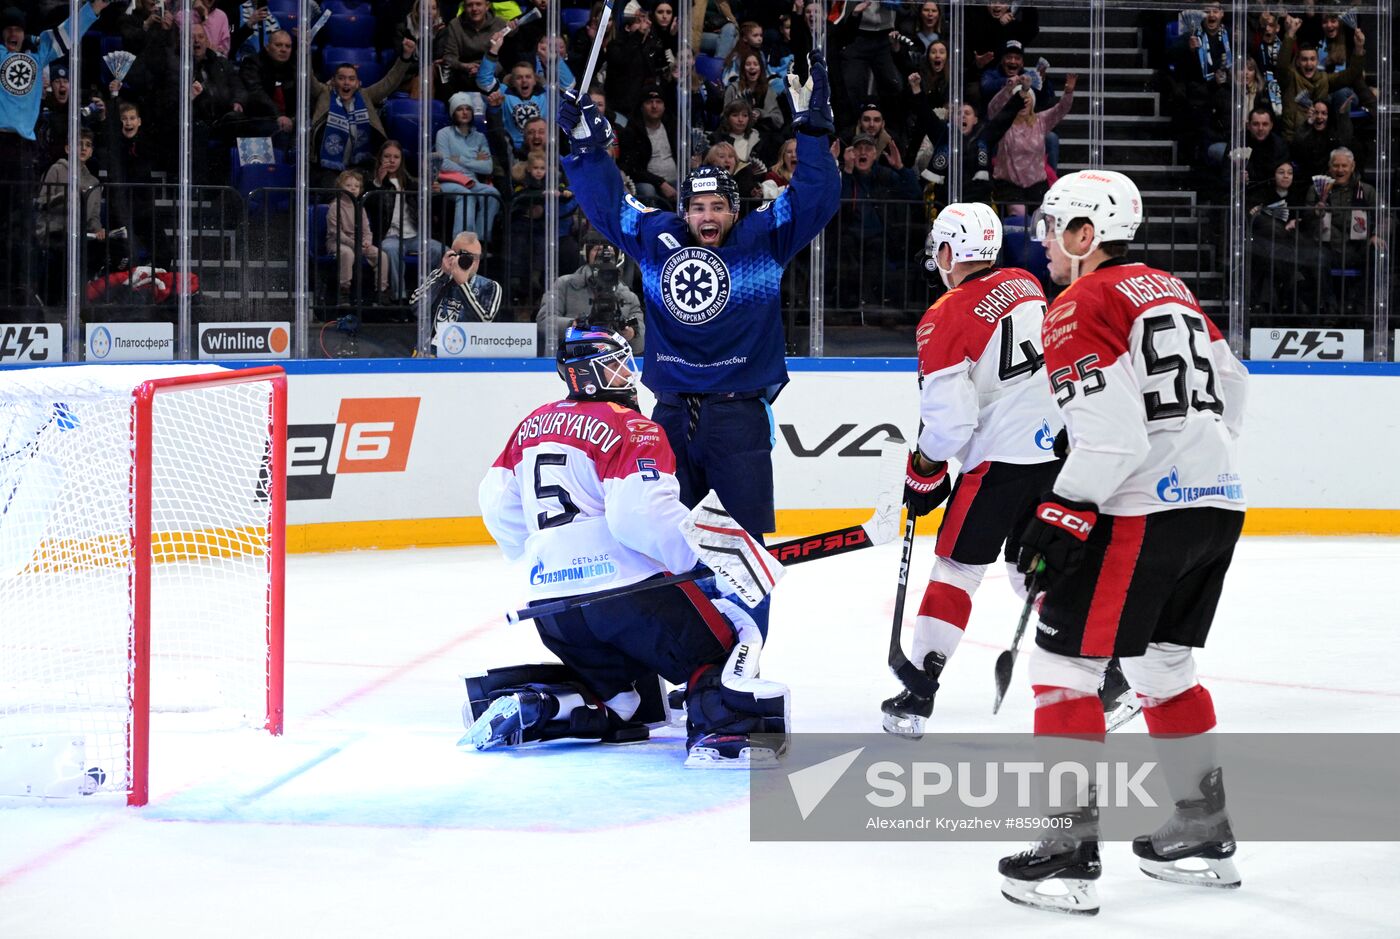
xmin=660 ymin=247 xmax=731 ymax=325
xmin=2 ymin=53 xmax=39 ymax=96
xmin=510 ymin=101 xmax=541 ymax=129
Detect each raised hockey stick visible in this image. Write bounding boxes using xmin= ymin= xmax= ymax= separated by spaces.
xmin=507 ymin=491 xmax=783 ymax=623
xmin=574 ymin=0 xmax=618 ymax=95
xmin=992 ymin=565 xmax=1041 ymax=714
xmin=765 ymin=430 xmax=906 ymax=563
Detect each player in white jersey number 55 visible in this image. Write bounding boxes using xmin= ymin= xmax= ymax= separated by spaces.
xmin=998 ymin=171 xmax=1250 ymax=916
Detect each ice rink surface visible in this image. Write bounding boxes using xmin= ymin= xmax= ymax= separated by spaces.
xmin=2 ymin=535 xmax=1398 ymax=938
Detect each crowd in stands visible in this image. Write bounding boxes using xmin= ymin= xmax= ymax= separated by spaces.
xmin=0 ymin=0 xmax=1385 ymax=343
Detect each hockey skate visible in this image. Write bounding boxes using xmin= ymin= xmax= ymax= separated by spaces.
xmin=1133 ymin=767 xmax=1242 ymax=889
xmin=684 ymin=732 xmax=783 ymax=769
xmin=1100 ymin=657 xmax=1143 ymax=731
xmin=880 ymin=652 xmax=945 ymax=739
xmin=999 ymin=795 xmax=1102 ymax=916
xmin=459 ymin=690 xmax=555 ymax=750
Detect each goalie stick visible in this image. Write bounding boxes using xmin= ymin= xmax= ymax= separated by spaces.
xmin=765 ymin=430 xmax=906 ymax=564
xmin=504 ymin=434 xmax=907 ymax=624
xmin=506 ymin=490 xmax=782 ymax=623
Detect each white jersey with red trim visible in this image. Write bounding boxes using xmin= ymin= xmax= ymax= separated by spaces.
xmin=479 ymin=398 xmax=700 ymax=601
xmin=1041 ymin=260 xmax=1248 ymax=516
xmin=915 ymin=267 xmax=1062 ymax=469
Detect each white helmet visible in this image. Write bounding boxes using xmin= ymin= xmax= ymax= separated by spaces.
xmin=1032 ymin=170 xmax=1143 ymax=246
xmin=925 ymin=202 xmax=1001 ymax=287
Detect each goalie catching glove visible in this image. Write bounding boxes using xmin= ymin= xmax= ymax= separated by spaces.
xmin=904 ymin=451 xmax=950 ymax=518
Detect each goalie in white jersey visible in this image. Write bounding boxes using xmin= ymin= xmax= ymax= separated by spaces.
xmin=472 ymin=325 xmax=788 ymax=768
xmin=881 ymin=203 xmax=1065 ymax=737
xmin=998 ymin=171 xmax=1249 ymax=915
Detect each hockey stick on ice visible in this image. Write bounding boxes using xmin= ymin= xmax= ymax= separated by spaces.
xmin=765 ymin=430 xmax=906 ymax=564
xmin=886 ymin=511 xmax=937 ymax=698
xmin=992 ymin=565 xmax=1041 ymax=714
xmin=506 ymin=491 xmax=783 ymax=623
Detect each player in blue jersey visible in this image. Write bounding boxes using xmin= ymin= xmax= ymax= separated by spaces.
xmin=0 ymin=1 xmax=108 ymax=304
xmin=555 ymin=52 xmax=840 ymax=638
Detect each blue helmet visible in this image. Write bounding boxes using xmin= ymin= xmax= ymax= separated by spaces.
xmin=556 ymin=324 xmax=639 ymax=404
xmin=678 ymin=165 xmax=740 ymax=218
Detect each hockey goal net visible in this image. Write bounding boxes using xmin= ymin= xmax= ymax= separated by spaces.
xmin=0 ymin=365 xmax=285 ymax=806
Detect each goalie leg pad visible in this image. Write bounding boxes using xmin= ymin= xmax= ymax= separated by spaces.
xmin=461 ymin=667 xmax=666 ymax=749
xmin=685 ymin=663 xmax=789 ymax=739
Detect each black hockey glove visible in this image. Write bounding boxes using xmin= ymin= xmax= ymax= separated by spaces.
xmin=1016 ymin=494 xmax=1099 ymax=591
xmin=556 ymin=89 xmax=613 ymax=155
xmin=1052 ymin=426 xmax=1070 ymax=459
xmin=904 ymin=451 xmax=950 ymax=518
xmin=794 ymin=50 xmax=834 ymax=136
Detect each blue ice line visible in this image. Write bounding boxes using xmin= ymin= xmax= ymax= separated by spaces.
xmin=230 ymin=736 xmax=363 ymax=808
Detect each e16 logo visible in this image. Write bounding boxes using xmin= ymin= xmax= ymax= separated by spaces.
xmin=287 ymin=397 xmax=420 ymax=500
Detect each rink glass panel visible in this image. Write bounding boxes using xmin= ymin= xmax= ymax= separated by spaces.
xmin=6 ymin=0 xmax=1392 ymax=362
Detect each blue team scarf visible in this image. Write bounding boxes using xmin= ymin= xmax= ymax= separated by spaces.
xmin=1257 ymin=37 xmax=1282 ymax=114
xmin=1196 ymin=26 xmax=1231 ymax=79
xmin=239 ymin=2 xmax=282 ymax=57
xmin=319 ymin=92 xmax=372 ymax=172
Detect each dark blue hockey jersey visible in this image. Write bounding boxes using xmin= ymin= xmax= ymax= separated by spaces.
xmin=562 ymin=132 xmax=840 ymax=395
xmin=0 ymin=5 xmax=96 ymax=140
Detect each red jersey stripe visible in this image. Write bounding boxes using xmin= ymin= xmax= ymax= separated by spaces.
xmin=1081 ymin=515 xmax=1147 ymax=657
xmin=935 ymin=461 xmax=990 ymax=558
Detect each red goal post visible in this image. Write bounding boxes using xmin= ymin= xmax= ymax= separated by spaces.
xmin=0 ymin=365 xmax=286 ymax=806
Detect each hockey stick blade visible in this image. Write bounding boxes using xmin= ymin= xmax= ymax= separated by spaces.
xmin=766 ymin=430 xmax=907 ymax=564
xmin=993 ymin=568 xmax=1041 ymax=714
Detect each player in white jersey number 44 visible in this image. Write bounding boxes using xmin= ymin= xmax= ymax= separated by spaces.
xmin=881 ymin=204 xmax=1137 ymax=738
xmin=998 ymin=171 xmax=1249 ymax=915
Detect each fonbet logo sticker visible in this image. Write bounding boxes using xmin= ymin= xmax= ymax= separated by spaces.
xmin=287 ymin=397 xmax=420 ymax=501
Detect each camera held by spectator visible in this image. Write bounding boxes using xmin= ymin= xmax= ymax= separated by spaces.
xmin=586 ymin=243 xmax=635 ymax=332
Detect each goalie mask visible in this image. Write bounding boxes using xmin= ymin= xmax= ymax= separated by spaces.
xmin=557 ymin=324 xmax=640 ymax=407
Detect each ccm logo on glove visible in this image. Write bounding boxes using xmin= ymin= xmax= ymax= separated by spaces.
xmin=1034 ymin=503 xmax=1097 ymax=539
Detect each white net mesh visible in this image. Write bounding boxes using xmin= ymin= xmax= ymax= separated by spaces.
xmin=0 ymin=366 xmax=280 ymax=800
